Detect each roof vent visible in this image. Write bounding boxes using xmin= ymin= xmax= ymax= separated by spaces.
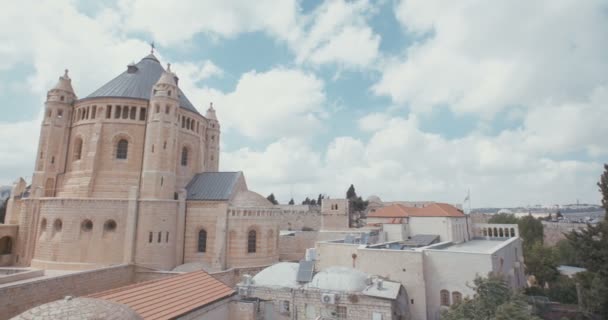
xmin=377 ymin=279 xmax=383 ymax=289
xmin=127 ymin=63 xmax=138 ymax=74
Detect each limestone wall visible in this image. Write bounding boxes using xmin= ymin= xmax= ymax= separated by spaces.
xmin=32 ymin=199 xmax=129 ymax=269
xmin=0 ymin=264 xmax=135 ymax=320
xmin=134 ymin=200 xmax=180 ymax=270
xmin=279 ymin=231 xmax=319 ymax=261
xmin=542 ymin=221 xmax=589 ymax=246
xmin=275 ymin=205 xmax=321 ymax=231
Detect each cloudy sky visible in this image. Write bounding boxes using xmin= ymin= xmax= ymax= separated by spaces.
xmin=1 ymin=0 xmax=607 ymax=207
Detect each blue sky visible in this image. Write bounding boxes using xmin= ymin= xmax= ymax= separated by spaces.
xmin=1 ymin=0 xmax=607 ymax=207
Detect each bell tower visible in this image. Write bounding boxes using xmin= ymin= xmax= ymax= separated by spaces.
xmin=32 ymin=70 xmax=76 ymax=197
xmin=205 ymin=103 xmax=220 ymax=172
xmin=140 ymin=64 xmax=180 ymax=199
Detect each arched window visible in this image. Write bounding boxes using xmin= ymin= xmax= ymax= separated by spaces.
xmin=53 ymin=219 xmax=63 ymax=233
xmin=44 ymin=178 xmax=55 ymax=197
xmin=440 ymin=290 xmax=450 ymax=306
xmin=116 ymin=139 xmax=128 ymax=159
xmin=181 ymin=147 xmax=189 ymax=166
xmin=198 ymin=229 xmax=207 ymax=253
xmin=510 ymin=228 xmax=515 ymax=237
xmin=247 ymin=230 xmax=257 ymax=253
xmin=452 ymin=292 xmax=462 ymax=305
xmin=104 ymin=220 xmax=117 ymax=232
xmin=73 ymin=138 xmax=83 ymax=161
xmin=0 ymin=236 xmax=12 ymax=255
xmin=81 ymin=219 xmax=93 ymax=232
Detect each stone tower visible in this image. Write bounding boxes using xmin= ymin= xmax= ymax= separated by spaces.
xmin=32 ymin=70 xmax=76 ymax=197
xmin=205 ymin=103 xmax=220 ymax=172
xmin=140 ymin=64 xmax=180 ymax=199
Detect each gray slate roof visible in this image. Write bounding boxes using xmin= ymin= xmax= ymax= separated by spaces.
xmin=401 ymin=234 xmax=440 ymax=247
xmin=186 ymin=172 xmax=242 ymax=201
xmin=83 ymin=54 xmax=200 ymax=115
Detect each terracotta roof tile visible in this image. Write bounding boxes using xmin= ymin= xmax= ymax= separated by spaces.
xmin=368 ymin=203 xmax=464 ymax=218
xmin=89 ymin=271 xmax=235 ymax=320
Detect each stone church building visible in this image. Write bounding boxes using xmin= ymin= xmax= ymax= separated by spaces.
xmin=4 ymin=52 xmax=280 ymax=272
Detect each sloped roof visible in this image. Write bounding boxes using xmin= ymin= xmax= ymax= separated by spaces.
xmin=368 ymin=203 xmax=464 ymax=218
xmin=83 ymin=54 xmax=200 ymax=115
xmin=186 ymin=172 xmax=242 ymax=201
xmin=89 ymin=271 xmax=235 ymax=320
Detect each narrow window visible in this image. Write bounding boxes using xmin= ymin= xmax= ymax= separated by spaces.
xmin=91 ymin=106 xmax=96 ymax=119
xmin=149 ymin=232 xmax=153 ymax=243
xmin=163 ymin=141 xmax=167 ymax=149
xmin=157 ymin=232 xmax=161 ymax=243
xmin=106 ymin=105 xmax=112 ymax=119
xmin=114 ymin=106 xmax=121 ymax=119
xmin=182 ymin=117 xmax=185 ymax=128
xmin=187 ymin=119 xmax=191 ymax=130
xmin=440 ymin=290 xmax=450 ymax=306
xmin=247 ymin=230 xmax=257 ymax=253
xmin=116 ymin=139 xmax=128 ymax=159
xmin=130 ymin=107 xmax=136 ymax=120
xmin=198 ymin=229 xmax=207 ymax=252
xmin=160 ymin=176 xmax=163 ymax=186
xmin=73 ymin=138 xmax=83 ymax=161
xmin=165 ymin=105 xmax=170 ymax=114
xmin=51 ymin=156 xmax=55 ymax=164
xmin=57 ymin=109 xmax=63 ymax=118
xmin=77 ymin=109 xmax=81 ymax=120
xmin=168 ymin=90 xmax=172 ymax=96
xmin=139 ymin=107 xmax=146 ymax=121
xmin=155 ymin=104 xmax=160 ymax=113
xmin=166 ymin=231 xmax=169 ymax=243
xmin=452 ymin=292 xmax=462 ymax=305
xmin=85 ymin=107 xmax=89 ymax=119
xmin=122 ymin=106 xmax=129 ymax=119
xmin=181 ymin=147 xmax=188 ymax=166
xmin=151 ymin=145 xmax=154 ymax=153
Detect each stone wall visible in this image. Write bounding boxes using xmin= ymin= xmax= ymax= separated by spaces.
xmin=0 ymin=264 xmax=135 ymax=320
xmin=275 ymin=205 xmax=321 ymax=231
xmin=542 ymin=221 xmax=588 ymax=246
xmin=279 ymin=231 xmax=319 ymax=261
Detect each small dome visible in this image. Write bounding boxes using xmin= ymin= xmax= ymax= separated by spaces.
xmin=51 ymin=69 xmax=75 ymax=93
xmin=11 ymin=297 xmax=141 ymax=320
xmin=252 ymin=262 xmax=300 ymax=288
xmin=310 ymin=267 xmax=369 ymax=292
xmin=206 ymin=103 xmax=217 ymax=120
xmin=366 ymin=195 xmax=382 ymax=203
xmin=156 ymin=68 xmax=177 ymax=87
xmin=230 ymin=190 xmax=272 ymax=207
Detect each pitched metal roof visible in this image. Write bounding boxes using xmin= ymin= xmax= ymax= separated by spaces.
xmin=89 ymin=271 xmax=235 ymax=320
xmin=185 ymin=172 xmax=241 ymax=201
xmin=83 ymin=54 xmax=200 ymax=115
xmin=401 ymin=234 xmax=440 ymax=247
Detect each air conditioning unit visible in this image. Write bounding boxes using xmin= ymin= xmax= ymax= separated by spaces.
xmin=321 ymin=293 xmax=336 ymax=304
xmin=238 ymin=286 xmax=250 ymax=297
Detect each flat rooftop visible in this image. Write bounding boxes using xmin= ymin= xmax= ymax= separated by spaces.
xmin=432 ymin=239 xmax=509 ymax=254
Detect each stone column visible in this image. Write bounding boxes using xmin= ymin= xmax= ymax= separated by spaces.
xmin=123 ymin=186 xmax=139 ymax=264
xmin=175 ymin=189 xmax=187 ymax=266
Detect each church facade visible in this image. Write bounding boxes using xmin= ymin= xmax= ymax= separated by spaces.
xmin=5 ymin=52 xmax=280 ymax=272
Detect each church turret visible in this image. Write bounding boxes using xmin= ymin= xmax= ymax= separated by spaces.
xmin=205 ymin=103 xmax=220 ymax=172
xmin=141 ymin=63 xmax=180 ymax=199
xmin=32 ymin=70 xmax=76 ymax=197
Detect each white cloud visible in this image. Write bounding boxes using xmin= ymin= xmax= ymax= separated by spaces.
xmin=0 ymin=114 xmax=41 ymax=185
xmin=225 ymin=112 xmax=603 ymax=207
xmin=293 ymin=0 xmax=381 ymax=69
xmin=178 ymin=67 xmax=327 ymax=140
xmin=374 ymin=0 xmax=608 ymax=116
xmin=120 ymin=0 xmax=380 ymax=69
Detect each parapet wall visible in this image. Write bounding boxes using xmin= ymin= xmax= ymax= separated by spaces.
xmin=0 ymin=264 xmax=135 ymax=320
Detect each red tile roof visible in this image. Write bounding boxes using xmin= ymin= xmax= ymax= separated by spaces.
xmin=368 ymin=203 xmax=464 ymax=218
xmin=89 ymin=271 xmax=235 ymax=320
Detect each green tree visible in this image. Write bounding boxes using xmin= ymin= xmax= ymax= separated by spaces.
xmin=442 ymin=274 xmax=539 ymax=320
xmin=598 ymin=164 xmax=608 ymax=218
xmin=317 ymin=194 xmax=323 ymax=206
xmin=346 ymin=184 xmax=357 ymax=199
xmin=266 ymin=193 xmax=278 ymax=205
xmin=489 ymin=213 xmax=518 ymax=224
xmin=302 ymin=197 xmax=311 ymax=205
xmin=288 ymin=198 xmax=294 ymax=205
xmin=524 ymin=242 xmax=559 ymax=287
xmin=554 ymin=239 xmax=578 ymax=266
xmin=519 ymin=215 xmax=544 ymax=247
xmin=310 ymin=199 xmax=317 ymax=205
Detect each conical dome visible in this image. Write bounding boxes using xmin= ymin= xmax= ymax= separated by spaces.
xmin=206 ymin=103 xmax=217 ymax=120
xmin=156 ymin=63 xmax=177 ymax=86
xmin=52 ymin=69 xmax=75 ymax=93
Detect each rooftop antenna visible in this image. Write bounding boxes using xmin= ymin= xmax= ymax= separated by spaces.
xmin=150 ymin=42 xmax=155 ymax=54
